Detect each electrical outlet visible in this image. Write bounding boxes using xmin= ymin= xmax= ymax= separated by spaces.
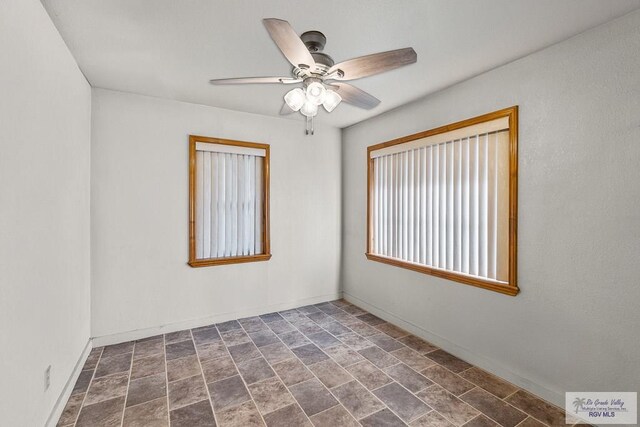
xmin=44 ymin=365 xmax=51 ymax=391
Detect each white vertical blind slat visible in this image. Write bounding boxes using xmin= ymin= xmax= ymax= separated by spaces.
xmin=195 ymin=151 xmax=204 ymax=259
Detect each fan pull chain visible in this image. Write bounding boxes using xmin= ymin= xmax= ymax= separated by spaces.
xmin=305 ymin=115 xmax=314 ymax=135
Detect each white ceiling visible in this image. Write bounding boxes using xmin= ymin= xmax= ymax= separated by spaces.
xmin=43 ymin=0 xmax=640 ymax=128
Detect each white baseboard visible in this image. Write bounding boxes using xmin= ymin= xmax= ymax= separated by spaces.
xmin=93 ymin=292 xmax=342 ymax=347
xmin=45 ymin=338 xmax=92 ymax=427
xmin=343 ymin=291 xmax=565 ymax=408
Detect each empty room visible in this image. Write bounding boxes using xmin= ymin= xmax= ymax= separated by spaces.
xmin=1 ymin=0 xmax=639 ymax=426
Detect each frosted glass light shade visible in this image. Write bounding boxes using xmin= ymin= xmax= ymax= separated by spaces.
xmin=322 ymin=90 xmax=342 ymax=112
xmin=306 ymin=82 xmax=326 ymax=105
xmin=300 ymin=100 xmax=318 ymax=117
xmin=284 ymin=88 xmax=305 ymax=111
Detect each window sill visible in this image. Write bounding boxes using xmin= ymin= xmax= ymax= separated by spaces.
xmin=365 ymin=253 xmax=519 ymax=296
xmin=188 ymin=253 xmax=272 ymax=268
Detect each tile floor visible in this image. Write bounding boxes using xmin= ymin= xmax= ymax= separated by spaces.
xmin=57 ymin=300 xmax=584 ymax=427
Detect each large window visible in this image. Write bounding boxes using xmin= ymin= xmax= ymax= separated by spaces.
xmin=188 ymin=135 xmax=271 ymax=267
xmin=366 ymin=107 xmax=518 ymax=295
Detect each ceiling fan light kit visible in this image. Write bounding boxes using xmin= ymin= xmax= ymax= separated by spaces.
xmin=209 ymin=18 xmax=417 ymax=135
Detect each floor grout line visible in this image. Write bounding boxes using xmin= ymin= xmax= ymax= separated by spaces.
xmin=190 ymin=329 xmax=220 ymax=427
xmin=119 ymin=344 xmax=135 ymax=426
xmin=72 ymin=346 xmax=104 ymax=427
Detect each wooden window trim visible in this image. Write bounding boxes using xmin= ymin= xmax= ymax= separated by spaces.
xmin=365 ymin=106 xmax=519 ymax=296
xmin=188 ymin=135 xmax=271 ymax=267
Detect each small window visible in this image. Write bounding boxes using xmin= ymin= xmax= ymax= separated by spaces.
xmin=189 ymin=135 xmax=271 ymax=267
xmin=366 ymin=107 xmax=518 ymax=295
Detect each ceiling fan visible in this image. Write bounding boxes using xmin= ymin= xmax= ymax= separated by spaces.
xmin=209 ymin=18 xmax=417 ymax=135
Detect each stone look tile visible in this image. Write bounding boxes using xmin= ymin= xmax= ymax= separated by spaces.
xmin=309 ymin=404 xmax=360 ymax=427
xmin=216 ymin=400 xmax=264 ymax=427
xmin=359 ymin=346 xmax=399 ymax=369
xmin=227 ymin=341 xmax=261 ymax=363
xmin=307 ymin=311 xmax=333 ymax=325
xmin=360 ymin=408 xmax=406 ymax=426
xmin=131 ymin=354 xmax=165 ymax=380
xmin=197 ymin=341 xmax=228 ymax=360
xmin=267 ymin=320 xmax=295 ymax=334
xmin=516 ymin=417 xmax=547 ymax=427
xmin=375 ymin=323 xmax=409 ymax=339
xmin=339 ymin=333 xmax=373 ymax=351
xmin=260 ymin=312 xmax=284 ymax=323
xmin=392 ymin=347 xmax=436 ymax=372
xmin=309 ymin=359 xmax=353 ymax=388
xmin=126 ymin=372 xmax=166 ymax=407
xmin=72 ymin=370 xmax=94 ymax=395
xmin=463 ymin=414 xmax=499 ymax=427
xmin=316 ymin=303 xmax=343 ymax=315
xmin=289 ymin=378 xmax=338 ymax=416
xmin=238 ymin=316 xmax=269 ymax=333
xmin=294 ymin=320 xmax=325 ymax=336
xmin=85 ymin=372 xmax=130 ymax=405
xmin=272 ymin=358 xmax=314 ymax=386
xmin=165 ymin=330 xmax=192 ymax=344
xmin=346 ymin=360 xmax=393 ymax=390
xmin=416 ymin=385 xmax=479 ymax=425
xmin=221 ymin=329 xmax=250 ymax=346
xmin=461 ymin=388 xmax=527 ymax=427
xmin=427 ymin=350 xmax=473 ymax=373
xmin=505 ymin=389 xmax=575 ymax=426
xmin=201 ymin=355 xmax=238 ymax=383
xmin=208 ymin=375 xmax=251 ymax=411
xmin=297 ymin=305 xmax=321 ymax=314
xmin=122 ymin=396 xmax=168 ymax=427
xmin=346 ymin=321 xmax=380 ymax=337
xmin=332 ymin=380 xmax=385 ymax=420
xmin=307 ymin=331 xmax=341 ymax=349
xmin=322 ymin=321 xmax=352 ymax=336
xmin=94 ymin=352 xmax=132 ymax=378
xmin=279 ymin=330 xmax=311 ymax=348
xmin=248 ymin=377 xmax=295 ymax=415
xmin=76 ymin=396 xmax=125 ymax=427
xmin=192 ymin=327 xmax=221 ymax=345
xmin=341 ymin=305 xmax=366 ymax=316
xmin=169 ymin=400 xmax=216 ymax=427
xmin=323 ymin=345 xmax=364 ymax=367
xmin=368 ymin=334 xmax=405 ymax=352
xmin=373 ymin=382 xmax=430 ymax=422
xmin=168 ymin=374 xmax=208 ymax=410
xmin=57 ymin=393 xmax=84 ymax=426
xmin=237 ymin=357 xmax=276 ymax=384
xmin=166 ymin=340 xmax=196 ymax=361
xmin=421 ymin=365 xmax=475 ymax=396
xmin=84 ymin=347 xmax=103 ymax=370
xmin=102 ymin=342 xmax=135 ymax=358
xmin=459 ymin=368 xmax=518 ymax=399
xmin=357 ymin=313 xmax=386 ymax=326
xmin=167 ymin=355 xmax=201 ymax=382
xmin=249 ymin=330 xmax=281 ymax=347
xmin=400 ymin=335 xmax=439 ymax=355
xmin=263 ymin=403 xmax=311 ymax=427
xmin=260 ymin=342 xmax=294 ymax=364
xmin=291 ymin=344 xmax=329 ymax=366
xmin=134 ymin=338 xmax=164 ymax=360
xmin=410 ymin=411 xmax=455 ymax=427
xmin=217 ymin=320 xmax=242 ymax=333
xmin=384 ymin=363 xmax=433 ymax=393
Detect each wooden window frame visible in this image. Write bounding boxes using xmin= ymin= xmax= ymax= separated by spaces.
xmin=366 ymin=106 xmax=519 ymax=296
xmin=188 ymin=135 xmax=271 ymax=267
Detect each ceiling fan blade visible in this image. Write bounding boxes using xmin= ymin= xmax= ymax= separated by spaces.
xmin=328 ymin=47 xmax=417 ymax=81
xmin=329 ymin=83 xmax=380 ymax=109
xmin=263 ymin=18 xmax=315 ymax=69
xmin=280 ymin=103 xmax=296 ymax=115
xmin=209 ymin=77 xmax=301 ymax=85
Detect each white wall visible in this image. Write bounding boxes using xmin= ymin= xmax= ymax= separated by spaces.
xmin=90 ymin=89 xmax=342 ymax=339
xmin=0 ymin=0 xmax=92 ymax=425
xmin=341 ymin=10 xmax=640 ymax=405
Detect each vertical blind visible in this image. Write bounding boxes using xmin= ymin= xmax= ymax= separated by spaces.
xmin=195 ymin=147 xmax=264 ymax=259
xmin=370 ymin=129 xmax=510 ymax=283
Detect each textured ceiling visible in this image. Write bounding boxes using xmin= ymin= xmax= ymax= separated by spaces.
xmin=43 ymin=0 xmax=640 ymax=128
